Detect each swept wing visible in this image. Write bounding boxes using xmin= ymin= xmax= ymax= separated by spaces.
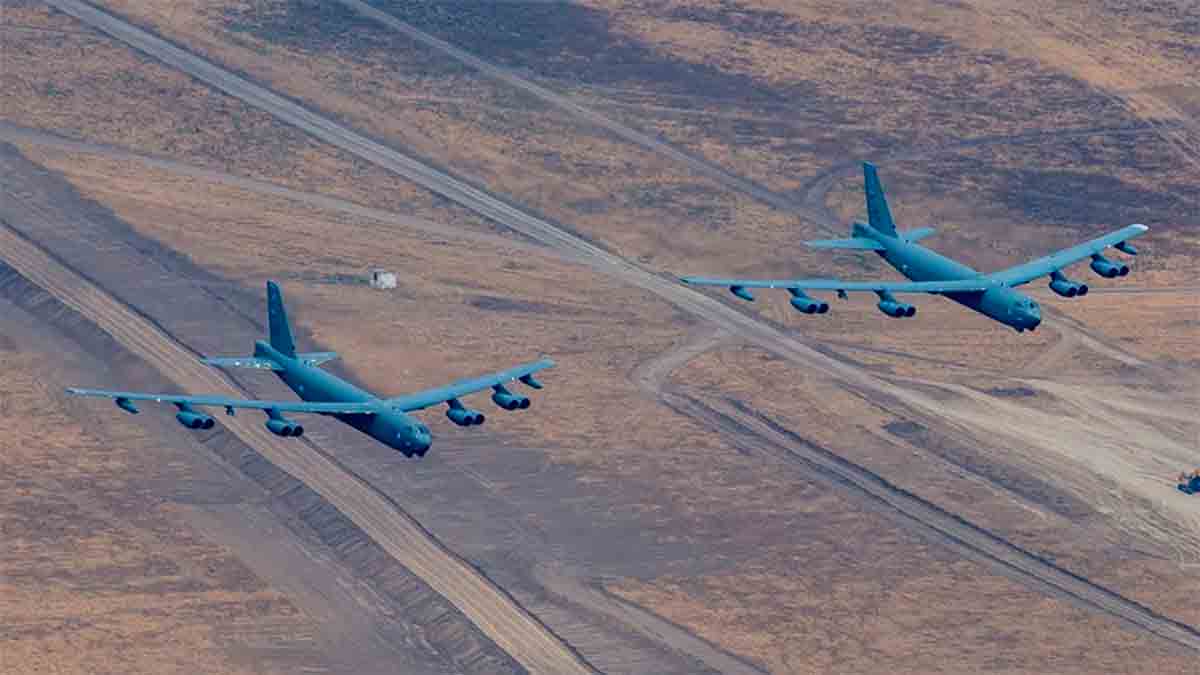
xmin=988 ymin=224 xmax=1148 ymax=287
xmin=680 ymin=277 xmax=992 ymax=294
xmin=385 ymin=358 xmax=555 ymax=411
xmin=65 ymin=388 xmax=381 ymax=415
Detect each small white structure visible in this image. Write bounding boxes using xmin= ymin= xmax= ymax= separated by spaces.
xmin=369 ymin=268 xmax=397 ymax=290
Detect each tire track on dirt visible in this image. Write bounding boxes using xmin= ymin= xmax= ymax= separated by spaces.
xmin=633 ymin=339 xmax=1200 ymax=651
xmin=0 ymin=121 xmax=555 ymax=259
xmin=794 ymin=123 xmax=1164 ymax=374
xmin=0 ymin=203 xmax=595 ymax=674
xmin=48 ymin=0 xmax=1199 ymax=652
xmin=332 ymin=0 xmax=807 ymax=217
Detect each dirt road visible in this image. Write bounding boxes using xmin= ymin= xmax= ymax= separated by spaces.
xmin=43 ymin=0 xmax=1200 ymax=655
xmin=0 ymin=205 xmax=595 ymax=674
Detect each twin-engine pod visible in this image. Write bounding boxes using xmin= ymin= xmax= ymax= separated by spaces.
xmin=788 ymin=289 xmax=830 ymax=314
xmin=1089 ymin=253 xmax=1129 ymax=278
xmin=1049 ymin=271 xmax=1088 ymax=297
xmin=877 ymin=300 xmax=916 ymax=318
xmin=264 ymin=408 xmax=303 ymax=437
xmin=491 ymin=384 xmax=530 ymax=410
xmin=174 ymin=402 xmax=215 ymax=429
xmin=445 ymin=398 xmax=486 ymax=426
xmin=874 ymin=290 xmax=915 ymax=318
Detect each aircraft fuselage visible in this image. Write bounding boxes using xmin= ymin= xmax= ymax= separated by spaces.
xmin=254 ymin=340 xmax=432 ymax=455
xmin=866 ymin=224 xmax=1042 ymax=331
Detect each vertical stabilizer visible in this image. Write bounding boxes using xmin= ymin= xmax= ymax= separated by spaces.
xmin=863 ymin=162 xmax=897 ymax=236
xmin=266 ymin=280 xmax=296 ymax=358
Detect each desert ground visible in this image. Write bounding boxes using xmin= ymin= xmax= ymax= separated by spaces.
xmin=1 ymin=1 xmax=1197 ymax=673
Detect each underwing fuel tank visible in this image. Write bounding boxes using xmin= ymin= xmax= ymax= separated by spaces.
xmin=729 ymin=285 xmax=755 ymax=302
xmin=115 ymin=397 xmax=139 ymax=414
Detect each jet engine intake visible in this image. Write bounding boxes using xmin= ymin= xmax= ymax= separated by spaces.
xmin=877 ymin=300 xmax=916 ymax=318
xmin=1090 ymin=254 xmax=1129 ymax=278
xmin=265 ymin=417 xmax=304 ymax=437
xmin=1049 ymin=271 xmax=1088 ymax=297
xmin=446 ymin=399 xmax=486 ymax=426
xmin=492 ymin=385 xmax=530 ymax=411
xmin=175 ymin=410 xmax=215 ymax=429
xmin=788 ymin=289 xmax=830 ymax=314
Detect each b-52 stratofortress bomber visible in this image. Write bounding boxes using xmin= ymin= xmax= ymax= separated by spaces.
xmin=67 ymin=281 xmax=553 ymax=457
xmin=682 ymin=163 xmax=1148 ymax=332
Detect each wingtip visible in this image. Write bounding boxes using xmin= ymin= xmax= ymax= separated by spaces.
xmin=1131 ymin=223 xmax=1149 ymax=232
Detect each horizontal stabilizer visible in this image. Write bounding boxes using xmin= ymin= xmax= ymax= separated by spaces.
xmin=201 ymin=356 xmax=282 ymax=371
xmin=901 ymin=227 xmax=935 ymax=243
xmin=806 ymin=237 xmax=885 ymax=251
xmin=296 ymin=351 xmax=339 ymax=367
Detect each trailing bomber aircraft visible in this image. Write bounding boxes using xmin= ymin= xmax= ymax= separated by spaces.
xmin=682 ymin=163 xmax=1148 ymax=332
xmin=67 ymin=281 xmax=552 ymax=457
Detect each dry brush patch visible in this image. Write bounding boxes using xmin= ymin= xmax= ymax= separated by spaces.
xmin=32 ymin=148 xmax=728 ymax=466
xmin=607 ymin=552 xmax=1197 ymax=675
xmin=0 ymin=2 xmax=488 ymax=230
xmin=669 ymin=343 xmax=1200 ymax=628
xmin=0 ymin=348 xmax=303 ymax=675
xmin=89 ymin=0 xmax=811 ymax=268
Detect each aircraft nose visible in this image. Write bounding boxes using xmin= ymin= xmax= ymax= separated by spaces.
xmin=411 ymin=428 xmax=432 ymax=454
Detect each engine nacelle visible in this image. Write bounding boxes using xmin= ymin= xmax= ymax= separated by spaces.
xmin=1049 ymin=277 xmax=1088 ymax=297
xmin=788 ymin=290 xmax=829 ymax=315
xmin=877 ymin=300 xmax=916 ymax=318
xmin=1114 ymin=240 xmax=1138 ymax=255
xmin=176 ymin=410 xmax=215 ymax=429
xmin=265 ymin=417 xmax=304 ymax=437
xmin=492 ymin=385 xmax=530 ymax=411
xmin=1090 ymin=254 xmax=1129 ymax=278
xmin=446 ymin=399 xmax=486 ymax=426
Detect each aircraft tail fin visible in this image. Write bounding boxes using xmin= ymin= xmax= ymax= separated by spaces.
xmin=863 ymin=162 xmax=897 ymax=236
xmin=266 ymin=280 xmax=296 ymax=358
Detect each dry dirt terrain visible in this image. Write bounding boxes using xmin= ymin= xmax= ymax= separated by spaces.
xmin=2 ymin=1 xmax=1198 ymax=673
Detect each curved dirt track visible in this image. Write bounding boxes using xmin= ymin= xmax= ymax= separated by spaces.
xmin=0 ymin=208 xmax=595 ymax=674
xmin=634 ymin=340 xmax=1200 ymax=654
xmin=46 ymin=0 xmax=1200 ymax=654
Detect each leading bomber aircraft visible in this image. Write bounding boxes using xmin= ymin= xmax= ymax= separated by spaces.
xmin=67 ymin=281 xmax=553 ymax=457
xmin=682 ymin=163 xmax=1148 ymax=332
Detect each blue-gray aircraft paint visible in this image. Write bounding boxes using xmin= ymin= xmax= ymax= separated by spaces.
xmin=66 ymin=281 xmax=553 ymax=457
xmin=682 ymin=163 xmax=1146 ymax=332
xmin=254 ymin=332 xmax=432 ymax=455
xmin=851 ymin=220 xmax=1042 ymax=331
